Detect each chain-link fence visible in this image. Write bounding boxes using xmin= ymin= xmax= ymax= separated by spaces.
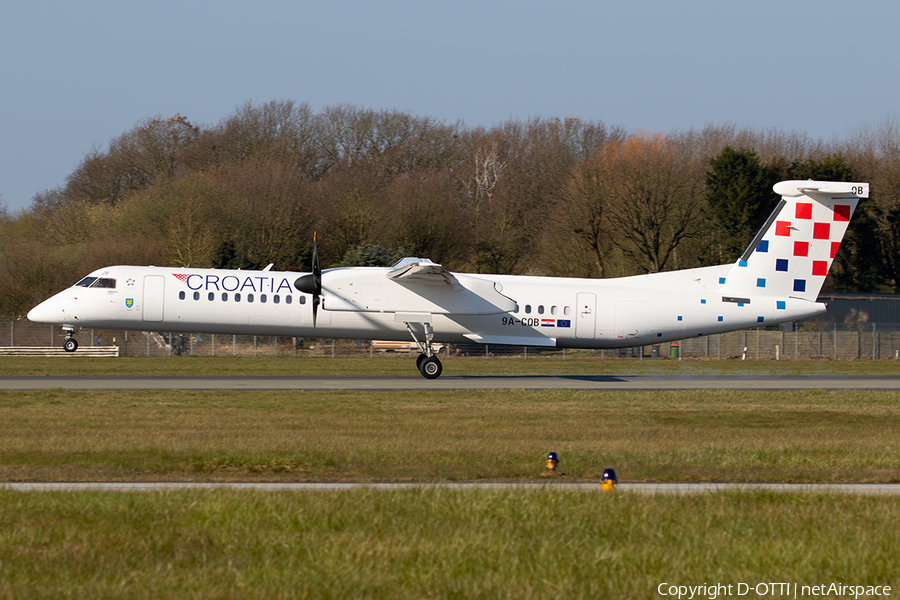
xmin=4 ymin=315 xmax=900 ymax=360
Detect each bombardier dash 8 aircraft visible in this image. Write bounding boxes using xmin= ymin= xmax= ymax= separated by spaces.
xmin=28 ymin=180 xmax=868 ymax=378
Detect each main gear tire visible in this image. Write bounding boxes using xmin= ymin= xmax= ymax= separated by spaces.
xmin=418 ymin=355 xmax=442 ymax=379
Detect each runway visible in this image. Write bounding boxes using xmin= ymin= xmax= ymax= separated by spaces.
xmin=3 ymin=481 xmax=900 ymax=494
xmin=2 ymin=374 xmax=900 ymax=391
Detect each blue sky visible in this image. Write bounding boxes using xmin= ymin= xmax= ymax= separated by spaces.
xmin=2 ymin=1 xmax=898 ymax=212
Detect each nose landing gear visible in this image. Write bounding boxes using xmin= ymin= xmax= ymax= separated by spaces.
xmin=62 ymin=328 xmax=78 ymax=352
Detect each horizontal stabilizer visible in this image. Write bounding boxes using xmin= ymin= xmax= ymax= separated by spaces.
xmin=773 ymin=180 xmax=869 ymax=198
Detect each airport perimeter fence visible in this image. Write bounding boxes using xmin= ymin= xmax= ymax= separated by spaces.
xmin=4 ymin=315 xmax=900 ymax=361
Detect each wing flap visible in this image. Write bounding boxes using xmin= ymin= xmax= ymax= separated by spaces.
xmin=464 ymin=334 xmax=557 ymax=347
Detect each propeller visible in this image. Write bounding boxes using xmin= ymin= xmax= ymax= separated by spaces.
xmin=294 ymin=233 xmax=322 ymax=328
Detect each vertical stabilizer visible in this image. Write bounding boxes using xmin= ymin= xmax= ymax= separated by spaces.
xmin=720 ymin=180 xmax=868 ymax=302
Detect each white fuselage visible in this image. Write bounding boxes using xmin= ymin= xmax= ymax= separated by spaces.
xmin=27 ymin=263 xmax=822 ymax=349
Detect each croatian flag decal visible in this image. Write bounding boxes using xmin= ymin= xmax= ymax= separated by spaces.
xmin=540 ymin=319 xmax=555 ymax=327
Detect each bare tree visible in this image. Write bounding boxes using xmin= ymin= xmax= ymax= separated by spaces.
xmin=599 ymin=133 xmax=707 ymax=273
xmin=558 ymin=155 xmax=617 ymax=277
xmin=213 ymin=160 xmax=314 ymax=270
xmin=383 ymin=172 xmax=470 ymax=268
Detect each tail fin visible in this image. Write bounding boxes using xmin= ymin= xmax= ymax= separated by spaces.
xmin=720 ymin=180 xmax=869 ymax=302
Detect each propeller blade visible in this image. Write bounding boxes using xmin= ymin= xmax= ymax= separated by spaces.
xmin=293 ymin=233 xmax=322 ymax=329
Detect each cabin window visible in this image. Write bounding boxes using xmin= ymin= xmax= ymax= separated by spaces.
xmin=261 ymin=294 xmax=267 ymax=303
xmin=551 ymin=306 xmax=558 ymax=316
xmin=274 ymin=295 xmax=280 ymax=304
xmin=564 ymin=306 xmax=571 ymax=316
xmin=513 ymin=304 xmax=520 ymax=314
xmin=286 ymin=296 xmax=293 ymax=305
xmin=525 ymin=305 xmax=532 ymax=314
xmin=178 ymin=291 xmax=185 ymax=300
xmin=193 ymin=291 xmax=200 ymax=301
xmin=538 ymin=305 xmax=545 ymax=315
xmin=221 ymin=293 xmax=228 ymax=301
xmin=247 ymin=294 xmax=254 ymax=303
xmin=235 ymin=293 xmax=241 ymax=302
xmin=208 ymin=292 xmax=214 ymax=301
xmin=299 ymin=296 xmax=306 ymax=305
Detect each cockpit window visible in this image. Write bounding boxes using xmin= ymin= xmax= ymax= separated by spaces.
xmin=75 ymin=276 xmax=116 ymax=289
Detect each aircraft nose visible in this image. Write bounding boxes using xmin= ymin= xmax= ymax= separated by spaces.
xmin=27 ymin=297 xmax=67 ymax=324
xmin=27 ymin=302 xmax=51 ymax=324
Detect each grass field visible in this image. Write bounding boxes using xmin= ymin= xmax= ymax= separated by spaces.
xmin=2 ymin=388 xmax=899 ymax=483
xmin=4 ymin=354 xmax=900 ymax=377
xmin=2 ymin=358 xmax=898 ymax=597
xmin=1 ymin=489 xmax=898 ymax=599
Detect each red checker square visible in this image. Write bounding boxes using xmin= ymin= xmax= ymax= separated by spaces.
xmin=775 ymin=221 xmax=791 ymax=236
xmin=831 ymin=241 xmax=841 ymax=258
xmin=813 ymin=222 xmax=830 ymax=240
xmin=795 ymin=203 xmax=813 ymax=219
xmin=834 ymin=204 xmax=851 ymax=222
xmin=793 ymin=241 xmax=809 ymax=257
xmin=812 ymin=260 xmax=828 ymax=276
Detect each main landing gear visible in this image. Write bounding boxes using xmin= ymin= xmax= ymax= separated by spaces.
xmin=417 ymin=353 xmax=442 ymax=379
xmin=405 ymin=321 xmax=443 ymax=379
xmin=62 ymin=327 xmax=78 ymax=352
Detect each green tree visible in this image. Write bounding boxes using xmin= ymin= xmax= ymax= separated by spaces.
xmin=788 ymin=153 xmax=856 ymax=181
xmin=706 ymin=147 xmax=777 ymax=262
xmin=340 ymin=244 xmax=401 ymax=267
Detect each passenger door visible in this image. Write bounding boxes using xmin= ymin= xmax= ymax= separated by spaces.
xmin=575 ymin=292 xmax=596 ymax=339
xmin=142 ymin=275 xmax=165 ymax=322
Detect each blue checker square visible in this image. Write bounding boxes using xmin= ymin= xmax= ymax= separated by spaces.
xmin=738 ymin=259 xmax=748 ymax=267
xmin=718 ymin=277 xmax=726 ymax=284
xmin=757 ymin=240 xmax=769 ymax=252
xmin=677 ymin=316 xmax=683 ymax=321
xmin=793 ymin=279 xmax=806 ymax=292
xmin=717 ymin=316 xmax=723 ymax=322
xmin=775 ymin=259 xmax=789 ymax=272
xmin=777 ymin=301 xmax=786 ymax=310
xmin=757 ymin=316 xmax=765 ymax=323
xmin=701 ymin=299 xmax=706 ymax=304
xmin=757 ymin=278 xmax=766 ymax=288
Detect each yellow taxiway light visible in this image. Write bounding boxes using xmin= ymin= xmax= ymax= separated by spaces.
xmin=601 ymin=468 xmax=617 ymax=491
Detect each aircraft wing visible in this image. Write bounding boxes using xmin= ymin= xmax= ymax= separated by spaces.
xmin=386 ymin=258 xmax=461 ymax=289
xmin=323 ymin=258 xmax=517 ymax=315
